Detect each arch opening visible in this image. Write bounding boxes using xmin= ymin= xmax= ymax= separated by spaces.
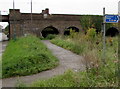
xmin=41 ymin=26 xmax=59 ymax=38
xmin=64 ymin=26 xmax=79 ymax=35
xmin=106 ymin=27 xmax=119 ymax=37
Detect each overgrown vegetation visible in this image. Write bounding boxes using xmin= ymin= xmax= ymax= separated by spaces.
xmin=80 ymin=15 xmax=116 ymax=33
xmin=31 ymin=66 xmax=118 ymax=87
xmin=2 ymin=35 xmax=59 ymax=78
xmin=0 ymin=58 xmax=2 ymax=79
xmin=31 ymin=70 xmax=77 ymax=87
xmin=3 ymin=25 xmax=9 ymax=35
xmin=80 ymin=15 xmax=102 ymax=32
xmin=40 ymin=34 xmax=57 ymax=40
xmin=51 ymin=37 xmax=85 ymax=55
xmin=35 ymin=28 xmax=119 ymax=87
xmin=41 ymin=27 xmax=59 ymax=38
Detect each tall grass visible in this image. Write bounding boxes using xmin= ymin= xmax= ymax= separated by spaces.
xmin=51 ymin=37 xmax=86 ymax=55
xmin=31 ymin=70 xmax=78 ymax=87
xmin=0 ymin=59 xmax=1 ymax=79
xmin=2 ymin=35 xmax=59 ymax=78
xmin=31 ymin=64 xmax=118 ymax=87
xmin=48 ymin=29 xmax=118 ymax=87
xmin=15 ymin=29 xmax=118 ymax=87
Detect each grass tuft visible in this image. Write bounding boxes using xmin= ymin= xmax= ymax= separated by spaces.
xmin=2 ymin=35 xmax=59 ymax=78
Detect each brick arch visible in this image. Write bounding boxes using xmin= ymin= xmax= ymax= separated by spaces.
xmin=106 ymin=27 xmax=119 ymax=37
xmin=2 ymin=9 xmax=84 ymax=39
xmin=41 ymin=26 xmax=59 ymax=38
xmin=64 ymin=26 xmax=80 ymax=35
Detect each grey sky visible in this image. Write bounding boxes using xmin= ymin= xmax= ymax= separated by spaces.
xmin=0 ymin=0 xmax=120 ymax=28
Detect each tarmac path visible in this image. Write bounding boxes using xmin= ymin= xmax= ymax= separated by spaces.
xmin=0 ymin=41 xmax=8 ymax=88
xmin=1 ymin=40 xmax=85 ymax=87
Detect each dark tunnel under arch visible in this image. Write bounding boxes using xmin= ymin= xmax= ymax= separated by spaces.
xmin=64 ymin=26 xmax=79 ymax=35
xmin=41 ymin=26 xmax=59 ymax=38
xmin=106 ymin=27 xmax=119 ymax=37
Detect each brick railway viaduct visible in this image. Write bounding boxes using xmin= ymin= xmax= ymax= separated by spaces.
xmin=1 ymin=8 xmax=84 ymax=39
xmin=0 ymin=8 xmax=119 ymax=39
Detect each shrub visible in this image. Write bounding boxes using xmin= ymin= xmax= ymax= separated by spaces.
xmin=46 ymin=34 xmax=57 ymax=40
xmin=69 ymin=29 xmax=78 ymax=38
xmin=83 ymin=49 xmax=100 ymax=69
xmin=50 ymin=34 xmax=118 ymax=87
xmin=85 ymin=28 xmax=97 ymax=42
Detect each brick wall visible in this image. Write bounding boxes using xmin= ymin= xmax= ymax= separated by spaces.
xmin=4 ymin=9 xmax=83 ymax=38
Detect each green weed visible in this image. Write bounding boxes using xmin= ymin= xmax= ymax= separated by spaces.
xmin=2 ymin=35 xmax=59 ymax=78
xmin=49 ymin=33 xmax=118 ymax=87
xmin=31 ymin=70 xmax=80 ymax=87
xmin=51 ymin=38 xmax=85 ymax=55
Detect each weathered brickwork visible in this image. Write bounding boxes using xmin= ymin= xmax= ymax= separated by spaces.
xmin=1 ymin=9 xmax=83 ymax=38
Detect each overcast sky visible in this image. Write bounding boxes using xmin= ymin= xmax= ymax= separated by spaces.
xmin=0 ymin=0 xmax=120 ymax=28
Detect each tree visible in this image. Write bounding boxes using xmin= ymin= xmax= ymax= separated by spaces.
xmin=3 ymin=25 xmax=9 ymax=35
xmin=80 ymin=15 xmax=103 ymax=33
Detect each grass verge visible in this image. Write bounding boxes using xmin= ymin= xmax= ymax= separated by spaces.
xmin=51 ymin=37 xmax=86 ymax=55
xmin=31 ymin=66 xmax=118 ymax=87
xmin=44 ymin=32 xmax=118 ymax=87
xmin=2 ymin=35 xmax=59 ymax=78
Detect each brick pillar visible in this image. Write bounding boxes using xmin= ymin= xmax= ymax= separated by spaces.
xmin=9 ymin=9 xmax=21 ymax=39
xmin=58 ymin=27 xmax=65 ymax=36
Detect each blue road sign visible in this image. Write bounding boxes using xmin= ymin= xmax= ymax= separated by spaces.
xmin=119 ymin=15 xmax=120 ymax=21
xmin=105 ymin=15 xmax=119 ymax=23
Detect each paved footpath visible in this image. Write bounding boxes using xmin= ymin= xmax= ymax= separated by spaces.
xmin=1 ymin=40 xmax=86 ymax=87
xmin=0 ymin=41 xmax=8 ymax=88
xmin=0 ymin=41 xmax=8 ymax=56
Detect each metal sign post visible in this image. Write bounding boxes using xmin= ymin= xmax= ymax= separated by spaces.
xmin=0 ymin=11 xmax=2 ymax=89
xmin=118 ymin=1 xmax=120 ymax=86
xmin=31 ymin=0 xmax=33 ymax=34
xmin=13 ymin=0 xmax=16 ymax=40
xmin=102 ymin=7 xmax=106 ymax=64
xmin=102 ymin=7 xmax=119 ymax=65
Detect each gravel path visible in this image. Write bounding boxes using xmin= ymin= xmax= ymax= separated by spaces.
xmin=1 ymin=40 xmax=85 ymax=87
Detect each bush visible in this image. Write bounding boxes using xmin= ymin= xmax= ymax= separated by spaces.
xmin=69 ymin=29 xmax=78 ymax=38
xmin=46 ymin=34 xmax=57 ymax=40
xmin=85 ymin=28 xmax=97 ymax=42
xmin=2 ymin=35 xmax=59 ymax=78
xmin=40 ymin=34 xmax=57 ymax=40
xmin=50 ymin=33 xmax=118 ymax=87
